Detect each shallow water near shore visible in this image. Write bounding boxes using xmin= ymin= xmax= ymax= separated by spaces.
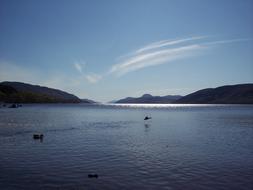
xmin=0 ymin=104 xmax=253 ymax=190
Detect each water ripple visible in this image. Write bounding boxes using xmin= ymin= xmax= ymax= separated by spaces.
xmin=0 ymin=104 xmax=253 ymax=189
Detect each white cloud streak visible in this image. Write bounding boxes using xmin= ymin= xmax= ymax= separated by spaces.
xmin=108 ymin=36 xmax=251 ymax=77
xmin=202 ymin=38 xmax=253 ymax=46
xmin=85 ymin=73 xmax=102 ymax=83
xmin=74 ymin=63 xmax=82 ymax=73
xmin=2 ymin=37 xmax=250 ymax=87
xmin=109 ymin=36 xmax=206 ymax=76
xmin=74 ymin=61 xmax=86 ymax=74
xmin=136 ymin=36 xmax=206 ymax=53
xmin=110 ymin=45 xmax=204 ymax=76
xmin=73 ymin=61 xmax=103 ymax=84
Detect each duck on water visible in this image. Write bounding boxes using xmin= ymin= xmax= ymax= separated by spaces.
xmin=144 ymin=116 xmax=152 ymax=120
xmin=33 ymin=134 xmax=44 ymax=140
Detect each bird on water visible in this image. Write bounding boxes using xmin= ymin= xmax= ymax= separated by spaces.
xmin=144 ymin=116 xmax=152 ymax=120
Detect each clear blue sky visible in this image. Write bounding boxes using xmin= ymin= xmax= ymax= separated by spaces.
xmin=0 ymin=0 xmax=253 ymax=102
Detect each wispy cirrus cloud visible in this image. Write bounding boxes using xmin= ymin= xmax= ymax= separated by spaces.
xmin=202 ymin=38 xmax=253 ymax=46
xmin=71 ymin=37 xmax=251 ymax=82
xmin=108 ymin=36 xmax=251 ymax=77
xmin=73 ymin=61 xmax=103 ymax=83
xmin=73 ymin=61 xmax=86 ymax=74
xmin=110 ymin=44 xmax=204 ymax=76
xmin=85 ymin=73 xmax=102 ymax=83
xmin=136 ymin=36 xmax=206 ymax=53
xmin=109 ymin=36 xmax=206 ymax=76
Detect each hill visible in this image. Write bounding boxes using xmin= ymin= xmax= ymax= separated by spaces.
xmin=0 ymin=81 xmax=82 ymax=103
xmin=81 ymin=99 xmax=97 ymax=104
xmin=115 ymin=94 xmax=182 ymax=104
xmin=175 ymin=84 xmax=253 ymax=104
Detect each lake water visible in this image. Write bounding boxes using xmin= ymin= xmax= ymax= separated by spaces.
xmin=0 ymin=104 xmax=253 ymax=190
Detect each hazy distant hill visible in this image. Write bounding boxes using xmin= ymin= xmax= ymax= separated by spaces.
xmin=175 ymin=84 xmax=253 ymax=104
xmin=0 ymin=81 xmax=82 ymax=103
xmin=115 ymin=94 xmax=182 ymax=104
xmin=81 ymin=99 xmax=97 ymax=104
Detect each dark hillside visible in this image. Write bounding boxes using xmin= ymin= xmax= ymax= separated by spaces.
xmin=0 ymin=81 xmax=82 ymax=103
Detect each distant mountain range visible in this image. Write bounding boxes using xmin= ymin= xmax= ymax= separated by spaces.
xmin=115 ymin=84 xmax=253 ymax=104
xmin=1 ymin=82 xmax=252 ymax=104
xmin=115 ymin=94 xmax=182 ymax=104
xmin=175 ymin=84 xmax=253 ymax=104
xmin=0 ymin=81 xmax=84 ymax=103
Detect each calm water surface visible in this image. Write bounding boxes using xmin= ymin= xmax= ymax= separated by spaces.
xmin=0 ymin=104 xmax=253 ymax=190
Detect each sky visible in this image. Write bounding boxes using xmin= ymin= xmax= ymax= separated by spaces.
xmin=0 ymin=0 xmax=253 ymax=102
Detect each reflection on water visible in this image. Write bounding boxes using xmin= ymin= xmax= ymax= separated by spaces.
xmin=144 ymin=120 xmax=152 ymax=133
xmin=144 ymin=123 xmax=151 ymax=133
xmin=0 ymin=104 xmax=253 ymax=190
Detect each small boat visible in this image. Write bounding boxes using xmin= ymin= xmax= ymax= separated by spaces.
xmin=144 ymin=116 xmax=152 ymax=120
